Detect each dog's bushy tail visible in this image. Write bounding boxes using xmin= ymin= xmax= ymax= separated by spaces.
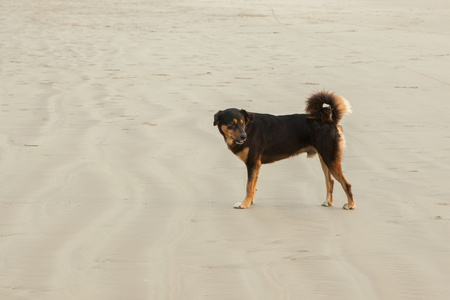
xmin=305 ymin=90 xmax=352 ymax=123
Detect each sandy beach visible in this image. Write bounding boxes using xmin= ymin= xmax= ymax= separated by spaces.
xmin=1 ymin=0 xmax=450 ymax=299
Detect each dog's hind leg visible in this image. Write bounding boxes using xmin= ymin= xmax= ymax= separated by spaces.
xmin=328 ymin=161 xmax=354 ymax=210
xmin=319 ymin=156 xmax=334 ymax=207
xmin=234 ymin=158 xmax=261 ymax=209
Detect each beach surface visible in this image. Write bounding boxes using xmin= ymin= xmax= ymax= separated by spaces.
xmin=1 ymin=0 xmax=450 ymax=299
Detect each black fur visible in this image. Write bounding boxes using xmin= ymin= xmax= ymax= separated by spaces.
xmin=214 ymin=91 xmax=354 ymax=210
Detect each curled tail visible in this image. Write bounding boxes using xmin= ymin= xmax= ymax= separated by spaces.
xmin=305 ymin=90 xmax=352 ymax=123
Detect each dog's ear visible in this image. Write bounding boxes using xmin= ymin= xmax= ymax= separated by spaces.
xmin=240 ymin=109 xmax=254 ymax=123
xmin=213 ymin=110 xmax=223 ymax=126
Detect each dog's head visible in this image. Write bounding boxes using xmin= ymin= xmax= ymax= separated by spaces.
xmin=214 ymin=108 xmax=253 ymax=146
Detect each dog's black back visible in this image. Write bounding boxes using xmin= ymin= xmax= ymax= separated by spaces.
xmin=246 ymin=113 xmax=312 ymax=164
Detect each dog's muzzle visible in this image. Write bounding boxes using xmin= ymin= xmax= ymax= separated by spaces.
xmin=235 ymin=133 xmax=247 ymax=145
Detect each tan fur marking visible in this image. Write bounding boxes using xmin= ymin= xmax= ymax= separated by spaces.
xmin=319 ymin=155 xmax=334 ymax=207
xmin=242 ymin=160 xmax=261 ymax=208
xmin=328 ymin=160 xmax=354 ymax=209
xmin=240 ymin=119 xmax=244 ymax=125
xmin=220 ymin=124 xmax=234 ymax=146
xmin=233 ymin=118 xmax=237 ymax=124
xmin=235 ymin=156 xmax=261 ymax=209
xmin=337 ymin=126 xmax=346 ymax=159
xmin=236 ymin=147 xmax=249 ymax=162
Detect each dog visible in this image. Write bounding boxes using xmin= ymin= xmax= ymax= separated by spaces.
xmin=213 ymin=90 xmax=354 ymax=210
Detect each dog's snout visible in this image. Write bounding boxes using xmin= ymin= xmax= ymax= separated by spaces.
xmin=240 ymin=133 xmax=247 ymax=140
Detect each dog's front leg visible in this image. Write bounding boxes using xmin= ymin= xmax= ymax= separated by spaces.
xmin=234 ymin=159 xmax=261 ymax=209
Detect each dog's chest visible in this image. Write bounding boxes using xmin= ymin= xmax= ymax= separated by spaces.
xmin=234 ymin=147 xmax=249 ymax=163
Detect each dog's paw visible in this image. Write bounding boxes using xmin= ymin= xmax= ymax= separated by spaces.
xmin=234 ymin=202 xmax=249 ymax=209
xmin=343 ymin=203 xmax=355 ymax=210
xmin=321 ymin=201 xmax=332 ymax=207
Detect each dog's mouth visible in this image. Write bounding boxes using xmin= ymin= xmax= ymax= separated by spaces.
xmin=234 ymin=138 xmax=246 ymax=145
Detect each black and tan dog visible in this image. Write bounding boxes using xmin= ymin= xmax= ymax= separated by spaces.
xmin=214 ymin=90 xmax=354 ymax=209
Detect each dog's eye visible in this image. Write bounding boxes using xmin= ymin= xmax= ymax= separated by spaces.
xmin=227 ymin=125 xmax=234 ymax=130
